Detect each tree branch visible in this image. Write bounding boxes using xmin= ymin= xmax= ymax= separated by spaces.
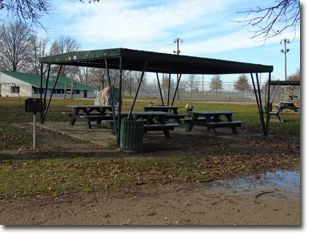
xmin=235 ymin=0 xmax=300 ymax=41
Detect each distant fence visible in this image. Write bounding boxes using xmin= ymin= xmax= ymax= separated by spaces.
xmin=133 ymin=81 xmax=300 ymax=103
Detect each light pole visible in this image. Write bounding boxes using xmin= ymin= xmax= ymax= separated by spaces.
xmin=173 ymin=38 xmax=183 ymax=100
xmin=280 ymin=38 xmax=290 ymax=81
xmin=174 ymin=37 xmax=183 ymax=55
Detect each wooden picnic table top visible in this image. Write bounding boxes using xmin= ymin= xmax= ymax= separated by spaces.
xmin=66 ymin=105 xmax=113 ymax=108
xmin=119 ymin=111 xmax=170 ymax=116
xmin=188 ymin=111 xmax=238 ymax=115
xmin=142 ymin=105 xmax=183 ymax=109
xmin=279 ymin=101 xmax=296 ymax=105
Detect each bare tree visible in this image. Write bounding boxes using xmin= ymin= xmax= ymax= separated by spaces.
xmin=86 ymin=68 xmax=106 ymax=89
xmin=159 ymin=74 xmax=173 ymax=99
xmin=0 ymin=21 xmax=35 ymax=72
xmin=50 ymin=35 xmax=81 ymax=55
xmin=209 ymin=75 xmax=223 ymax=99
xmin=29 ymin=35 xmax=50 ymax=74
xmin=123 ymin=71 xmax=134 ymax=97
xmin=0 ymin=0 xmax=53 ymax=29
xmin=237 ymin=0 xmax=300 ymax=40
xmin=0 ymin=0 xmax=100 ymax=29
xmin=49 ymin=35 xmax=81 ymax=77
xmin=187 ymin=74 xmax=200 ymax=98
xmin=234 ymin=74 xmax=251 ymax=97
xmin=288 ymin=68 xmax=300 ymax=81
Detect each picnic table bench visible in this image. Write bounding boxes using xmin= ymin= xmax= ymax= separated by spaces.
xmin=65 ymin=105 xmax=113 ymax=129
xmin=119 ymin=111 xmax=180 ymax=138
xmin=186 ymin=111 xmax=245 ymax=135
xmin=269 ymin=101 xmax=300 ymax=121
xmin=142 ymin=105 xmax=186 ymax=124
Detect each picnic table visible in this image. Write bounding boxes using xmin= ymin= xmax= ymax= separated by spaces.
xmin=278 ymin=101 xmax=299 ymax=112
xmin=119 ymin=111 xmax=180 ymax=138
xmin=186 ymin=111 xmax=245 ymax=135
xmin=269 ymin=101 xmax=300 ymax=121
xmin=142 ymin=105 xmax=185 ymax=124
xmin=65 ymin=105 xmax=113 ymax=129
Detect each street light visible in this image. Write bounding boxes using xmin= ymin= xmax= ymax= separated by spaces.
xmin=280 ymin=38 xmax=290 ymax=81
xmin=173 ymin=38 xmax=183 ymax=101
xmin=173 ymin=37 xmax=183 ymax=55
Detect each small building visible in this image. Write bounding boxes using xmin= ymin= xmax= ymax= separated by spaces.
xmin=0 ymin=71 xmax=97 ymax=98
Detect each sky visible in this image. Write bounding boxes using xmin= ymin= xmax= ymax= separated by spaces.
xmin=34 ymin=0 xmax=301 ymax=84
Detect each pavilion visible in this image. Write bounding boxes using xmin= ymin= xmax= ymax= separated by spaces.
xmin=39 ymin=48 xmax=274 ymax=145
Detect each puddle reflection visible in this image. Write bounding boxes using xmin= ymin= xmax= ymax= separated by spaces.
xmin=212 ymin=170 xmax=300 ymax=194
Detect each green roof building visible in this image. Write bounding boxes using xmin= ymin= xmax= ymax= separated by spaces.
xmin=0 ymin=71 xmax=97 ymax=98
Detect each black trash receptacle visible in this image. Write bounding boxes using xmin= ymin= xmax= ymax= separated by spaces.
xmin=120 ymin=118 xmax=144 ymax=151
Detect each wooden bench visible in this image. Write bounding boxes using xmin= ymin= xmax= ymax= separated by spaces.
xmin=270 ymin=103 xmax=299 ymax=122
xmin=182 ymin=117 xmax=206 ymax=124
xmin=165 ymin=114 xmax=187 ymax=124
xmin=80 ymin=115 xmax=114 ymax=129
xmin=144 ymin=123 xmax=181 ymax=138
xmin=269 ymin=109 xmax=282 ymax=121
xmin=111 ymin=123 xmax=180 ymax=138
xmin=143 ymin=123 xmax=180 ymax=131
xmin=62 ymin=112 xmax=73 ymax=118
xmin=204 ymin=121 xmax=245 ymax=135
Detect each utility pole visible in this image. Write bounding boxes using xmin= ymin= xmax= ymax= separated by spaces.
xmin=173 ymin=38 xmax=183 ymax=100
xmin=280 ymin=38 xmax=290 ymax=81
xmin=173 ymin=37 xmax=183 ymax=55
xmin=280 ymin=38 xmax=290 ymax=101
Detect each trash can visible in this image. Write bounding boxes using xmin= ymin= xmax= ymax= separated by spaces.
xmin=120 ymin=118 xmax=144 ymax=151
xmin=265 ymin=103 xmax=272 ymax=112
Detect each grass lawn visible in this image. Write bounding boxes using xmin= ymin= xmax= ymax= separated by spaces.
xmin=0 ymin=97 xmax=300 ymax=199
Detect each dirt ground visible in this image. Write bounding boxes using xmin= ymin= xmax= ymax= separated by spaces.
xmin=0 ymin=122 xmax=301 ymax=226
xmin=0 ymin=179 xmax=300 ymax=225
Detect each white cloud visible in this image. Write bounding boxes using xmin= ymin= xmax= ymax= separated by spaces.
xmin=47 ymin=0 xmax=300 ymax=58
xmin=56 ymin=0 xmax=234 ymax=48
xmin=178 ymin=27 xmax=300 ymax=56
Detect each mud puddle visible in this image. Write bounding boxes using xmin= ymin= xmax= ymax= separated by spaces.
xmin=202 ymin=169 xmax=301 ymax=198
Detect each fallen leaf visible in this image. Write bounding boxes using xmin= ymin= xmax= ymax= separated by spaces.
xmin=147 ymin=212 xmax=155 ymax=216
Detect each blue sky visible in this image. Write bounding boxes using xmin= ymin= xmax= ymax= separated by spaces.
xmin=36 ymin=0 xmax=301 ymax=83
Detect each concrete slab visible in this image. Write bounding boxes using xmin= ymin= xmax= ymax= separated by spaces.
xmin=38 ymin=121 xmax=241 ymax=151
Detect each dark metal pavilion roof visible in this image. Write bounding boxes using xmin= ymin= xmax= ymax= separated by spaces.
xmin=269 ymin=80 xmax=300 ymax=86
xmin=39 ymin=48 xmax=273 ymax=75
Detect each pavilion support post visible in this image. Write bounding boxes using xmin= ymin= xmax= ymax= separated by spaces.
xmin=171 ymin=74 xmax=182 ymax=106
xmin=43 ymin=65 xmax=63 ymax=122
xmin=43 ymin=64 xmax=51 ymax=108
xmin=128 ymin=60 xmax=149 ymax=119
xmin=256 ymin=73 xmax=267 ymax=134
xmin=251 ymin=73 xmax=266 ymax=135
xmin=167 ymin=73 xmax=171 ymax=106
xmin=104 ymin=59 xmax=118 ymax=144
xmin=39 ymin=63 xmax=44 ymax=123
xmin=156 ymin=72 xmax=164 ymax=105
xmin=40 ymin=64 xmax=50 ymax=123
xmin=265 ymin=72 xmax=272 ymax=136
xmin=117 ymin=57 xmax=123 ymax=145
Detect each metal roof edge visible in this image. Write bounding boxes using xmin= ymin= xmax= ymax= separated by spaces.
xmin=39 ymin=48 xmax=123 ymax=64
xmin=39 ymin=48 xmax=273 ymax=74
xmin=269 ymin=80 xmax=300 ymax=86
